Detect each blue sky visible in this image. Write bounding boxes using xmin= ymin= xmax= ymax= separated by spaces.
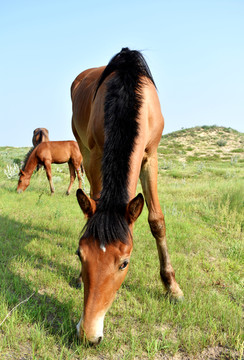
xmin=1 ymin=0 xmax=243 ymax=147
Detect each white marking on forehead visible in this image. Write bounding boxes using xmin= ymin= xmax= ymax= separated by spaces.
xmin=100 ymin=244 xmax=106 ymax=253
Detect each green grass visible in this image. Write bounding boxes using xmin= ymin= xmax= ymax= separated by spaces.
xmin=0 ymin=128 xmax=243 ymax=359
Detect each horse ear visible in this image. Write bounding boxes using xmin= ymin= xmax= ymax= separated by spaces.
xmin=126 ymin=193 xmax=144 ymax=224
xmin=76 ymin=189 xmax=96 ymax=218
xmin=19 ymin=169 xmax=25 ymax=176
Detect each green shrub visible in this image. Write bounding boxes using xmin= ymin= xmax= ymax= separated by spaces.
xmin=217 ymin=139 xmax=227 ymax=147
xmin=231 ymin=148 xmax=243 ymax=153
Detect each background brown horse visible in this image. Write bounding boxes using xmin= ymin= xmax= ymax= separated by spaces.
xmin=32 ymin=128 xmax=49 ymax=147
xmin=17 ymin=141 xmax=83 ymax=195
xmin=71 ymin=48 xmax=183 ymax=344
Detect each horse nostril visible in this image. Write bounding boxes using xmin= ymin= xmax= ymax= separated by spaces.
xmin=97 ymin=336 xmax=102 ymax=344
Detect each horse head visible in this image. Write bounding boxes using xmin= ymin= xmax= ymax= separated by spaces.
xmin=17 ymin=169 xmax=30 ymax=193
xmin=76 ymin=189 xmax=144 ymax=344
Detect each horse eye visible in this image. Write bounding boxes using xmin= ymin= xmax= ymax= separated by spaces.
xmin=119 ymin=260 xmax=129 ymax=271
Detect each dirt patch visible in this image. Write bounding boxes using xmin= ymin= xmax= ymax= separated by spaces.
xmin=154 ymin=345 xmax=240 ymax=360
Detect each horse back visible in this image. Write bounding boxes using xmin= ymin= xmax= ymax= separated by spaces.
xmin=36 ymin=141 xmax=81 ymax=164
xmin=71 ymin=61 xmax=164 ymax=200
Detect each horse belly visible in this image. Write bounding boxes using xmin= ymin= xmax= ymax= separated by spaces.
xmin=50 ymin=147 xmax=71 ymax=164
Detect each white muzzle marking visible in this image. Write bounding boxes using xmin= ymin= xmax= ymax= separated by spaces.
xmin=76 ymin=313 xmax=105 ymax=343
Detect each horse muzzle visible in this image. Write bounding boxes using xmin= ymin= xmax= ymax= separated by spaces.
xmin=76 ymin=314 xmax=104 ymax=345
xmin=17 ymin=188 xmax=23 ymax=194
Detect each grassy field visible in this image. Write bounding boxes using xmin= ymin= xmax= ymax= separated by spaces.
xmin=0 ymin=126 xmax=243 ymax=359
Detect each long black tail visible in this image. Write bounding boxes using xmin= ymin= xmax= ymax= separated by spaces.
xmin=84 ymin=48 xmax=155 ymax=245
xmin=39 ymin=130 xmax=43 ymax=143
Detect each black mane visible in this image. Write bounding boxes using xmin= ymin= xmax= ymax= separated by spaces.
xmin=83 ymin=48 xmax=156 ymax=246
xmin=93 ymin=47 xmax=156 ymax=100
xmin=21 ymin=146 xmax=35 ymax=171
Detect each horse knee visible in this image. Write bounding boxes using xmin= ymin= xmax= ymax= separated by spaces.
xmin=149 ymin=217 xmax=166 ymax=238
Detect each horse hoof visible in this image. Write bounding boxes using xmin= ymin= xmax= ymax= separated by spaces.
xmin=66 ymin=191 xmax=70 ymax=196
xmin=166 ymin=293 xmax=184 ymax=303
xmin=171 ymin=295 xmax=184 ymax=303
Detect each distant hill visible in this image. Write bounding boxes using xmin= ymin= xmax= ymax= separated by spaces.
xmin=159 ymin=126 xmax=244 ymax=162
xmin=0 ymin=126 xmax=243 ymax=171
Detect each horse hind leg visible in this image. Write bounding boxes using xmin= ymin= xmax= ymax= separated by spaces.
xmin=140 ymin=155 xmax=184 ymax=300
xmin=73 ymin=161 xmax=83 ymax=190
xmin=66 ymin=162 xmax=76 ymax=195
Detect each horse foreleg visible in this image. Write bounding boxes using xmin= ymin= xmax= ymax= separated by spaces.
xmin=140 ymin=155 xmax=184 ymax=300
xmin=66 ymin=162 xmax=76 ymax=195
xmin=44 ymin=162 xmax=55 ymax=195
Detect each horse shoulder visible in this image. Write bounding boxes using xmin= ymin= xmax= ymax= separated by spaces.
xmin=37 ymin=142 xmax=52 ymax=162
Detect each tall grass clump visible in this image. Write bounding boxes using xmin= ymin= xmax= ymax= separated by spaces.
xmin=4 ymin=163 xmax=20 ymax=179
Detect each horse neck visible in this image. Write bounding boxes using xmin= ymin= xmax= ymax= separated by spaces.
xmin=24 ymin=149 xmax=38 ymax=177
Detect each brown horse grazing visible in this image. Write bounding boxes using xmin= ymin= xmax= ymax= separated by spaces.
xmin=71 ymin=48 xmax=184 ymax=344
xmin=17 ymin=141 xmax=83 ymax=195
xmin=32 ymin=128 xmax=49 ymax=147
